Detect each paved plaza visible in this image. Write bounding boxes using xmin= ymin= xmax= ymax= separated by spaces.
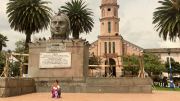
xmin=0 ymin=91 xmax=180 ymax=101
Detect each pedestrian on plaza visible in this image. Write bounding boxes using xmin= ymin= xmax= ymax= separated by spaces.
xmin=51 ymin=80 xmax=61 ymax=98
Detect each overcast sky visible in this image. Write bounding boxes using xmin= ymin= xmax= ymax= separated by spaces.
xmin=0 ymin=0 xmax=180 ymax=50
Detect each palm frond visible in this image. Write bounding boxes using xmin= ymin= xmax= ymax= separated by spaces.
xmin=61 ymin=0 xmax=94 ymax=39
xmin=6 ymin=0 xmax=52 ymax=49
xmin=153 ymin=0 xmax=180 ymax=41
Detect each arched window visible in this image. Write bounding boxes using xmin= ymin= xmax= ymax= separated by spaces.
xmin=104 ymin=42 xmax=107 ymax=54
xmin=115 ymin=22 xmax=117 ymax=31
xmin=109 ymin=42 xmax=111 ymax=53
xmin=113 ymin=42 xmax=115 ymax=53
xmin=108 ymin=22 xmax=111 ymax=33
xmin=102 ymin=9 xmax=105 ymax=17
xmin=114 ymin=9 xmax=117 ymax=16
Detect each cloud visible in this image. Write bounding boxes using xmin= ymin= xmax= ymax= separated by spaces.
xmin=119 ymin=0 xmax=179 ymax=49
xmin=0 ymin=0 xmax=10 ymax=31
xmin=0 ymin=0 xmax=180 ymax=51
xmin=159 ymin=39 xmax=180 ymax=48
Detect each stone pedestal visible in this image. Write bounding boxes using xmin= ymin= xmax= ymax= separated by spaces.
xmin=28 ymin=39 xmax=89 ymax=78
xmin=0 ymin=77 xmax=35 ymax=97
xmin=27 ymin=39 xmax=152 ymax=93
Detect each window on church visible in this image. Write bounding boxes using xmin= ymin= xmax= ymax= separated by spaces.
xmin=114 ymin=9 xmax=117 ymax=16
xmin=115 ymin=22 xmax=117 ymax=31
xmin=108 ymin=22 xmax=111 ymax=33
xmin=113 ymin=42 xmax=115 ymax=53
xmin=109 ymin=42 xmax=111 ymax=53
xmin=102 ymin=9 xmax=105 ymax=16
xmin=104 ymin=42 xmax=107 ymax=54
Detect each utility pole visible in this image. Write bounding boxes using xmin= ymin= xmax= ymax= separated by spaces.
xmin=167 ymin=49 xmax=174 ymax=88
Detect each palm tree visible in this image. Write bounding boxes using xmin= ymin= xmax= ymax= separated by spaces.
xmin=61 ymin=0 xmax=94 ymax=39
xmin=153 ymin=0 xmax=180 ymax=41
xmin=0 ymin=34 xmax=8 ymax=51
xmin=6 ymin=0 xmax=52 ymax=51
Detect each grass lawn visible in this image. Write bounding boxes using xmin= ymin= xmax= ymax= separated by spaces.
xmin=154 ymin=86 xmax=180 ymax=91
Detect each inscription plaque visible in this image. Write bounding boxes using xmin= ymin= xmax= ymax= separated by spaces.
xmin=39 ymin=52 xmax=71 ymax=68
xmin=46 ymin=43 xmax=66 ymax=52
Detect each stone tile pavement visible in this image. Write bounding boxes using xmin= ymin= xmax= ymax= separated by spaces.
xmin=0 ymin=91 xmax=180 ymax=101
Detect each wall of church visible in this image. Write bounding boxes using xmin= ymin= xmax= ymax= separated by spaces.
xmin=101 ymin=0 xmax=117 ymax=5
xmin=123 ymin=41 xmax=143 ymax=56
xmin=89 ymin=41 xmax=98 ymax=56
xmin=101 ymin=7 xmax=118 ymax=18
xmin=100 ymin=19 xmax=119 ymax=36
xmin=97 ymin=37 xmax=123 ymax=57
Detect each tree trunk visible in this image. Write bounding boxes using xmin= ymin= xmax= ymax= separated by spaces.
xmin=0 ymin=45 xmax=2 ymax=52
xmin=0 ymin=40 xmax=3 ymax=51
xmin=25 ymin=33 xmax=31 ymax=53
xmin=72 ymin=31 xmax=79 ymax=39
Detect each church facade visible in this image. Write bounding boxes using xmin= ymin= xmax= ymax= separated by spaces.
xmin=89 ymin=0 xmax=143 ymax=77
xmin=89 ymin=0 xmax=180 ymax=77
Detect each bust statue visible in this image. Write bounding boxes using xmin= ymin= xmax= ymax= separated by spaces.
xmin=50 ymin=11 xmax=70 ymax=39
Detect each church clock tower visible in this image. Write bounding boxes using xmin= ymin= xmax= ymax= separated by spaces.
xmin=97 ymin=0 xmax=123 ymax=77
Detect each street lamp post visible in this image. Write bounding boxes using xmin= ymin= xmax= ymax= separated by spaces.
xmin=167 ymin=49 xmax=174 ymax=88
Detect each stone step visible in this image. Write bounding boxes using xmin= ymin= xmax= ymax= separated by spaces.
xmin=86 ymin=77 xmax=152 ymax=86
xmin=85 ymin=85 xmax=152 ymax=93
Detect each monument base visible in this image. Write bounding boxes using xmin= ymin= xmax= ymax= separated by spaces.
xmin=34 ymin=77 xmax=152 ymax=93
xmin=28 ymin=39 xmax=89 ymax=78
xmin=0 ymin=77 xmax=35 ymax=97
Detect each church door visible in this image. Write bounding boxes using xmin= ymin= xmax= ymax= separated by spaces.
xmin=105 ymin=58 xmax=116 ymax=77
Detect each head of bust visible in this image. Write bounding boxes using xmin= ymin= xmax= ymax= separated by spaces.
xmin=50 ymin=11 xmax=70 ymax=39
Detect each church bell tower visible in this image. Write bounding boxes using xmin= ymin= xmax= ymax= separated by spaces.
xmin=89 ymin=0 xmax=143 ymax=77
xmin=100 ymin=0 xmax=120 ymax=36
xmin=97 ymin=0 xmax=123 ymax=77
